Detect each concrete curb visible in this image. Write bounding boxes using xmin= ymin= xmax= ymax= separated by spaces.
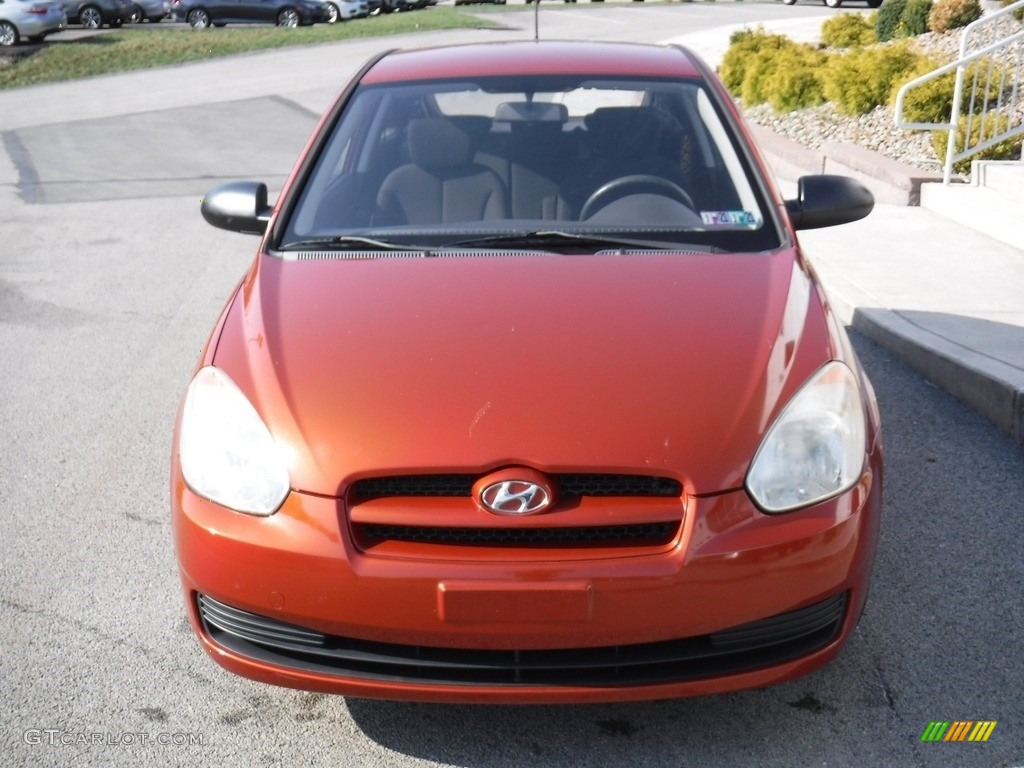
xmin=750 ymin=125 xmax=944 ymax=206
xmin=808 ymin=248 xmax=1024 ymax=443
xmin=851 ymin=308 xmax=1024 ymax=444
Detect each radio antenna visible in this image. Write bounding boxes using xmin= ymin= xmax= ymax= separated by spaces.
xmin=534 ymin=0 xmax=539 ymax=41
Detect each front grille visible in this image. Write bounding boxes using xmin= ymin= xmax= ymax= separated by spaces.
xmin=351 ymin=473 xmax=681 ymax=501
xmin=197 ymin=592 xmax=847 ymax=687
xmin=357 ymin=522 xmax=678 ymax=547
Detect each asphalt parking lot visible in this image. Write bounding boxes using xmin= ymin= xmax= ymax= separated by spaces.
xmin=2 ymin=5 xmax=1023 ymax=767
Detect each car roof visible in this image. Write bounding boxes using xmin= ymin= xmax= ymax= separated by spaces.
xmin=359 ymin=41 xmax=705 ymax=85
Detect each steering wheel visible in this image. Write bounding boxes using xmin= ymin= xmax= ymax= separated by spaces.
xmin=580 ymin=174 xmax=695 ymax=221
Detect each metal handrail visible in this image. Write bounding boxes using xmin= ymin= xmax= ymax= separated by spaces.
xmin=894 ymin=0 xmax=1024 ymax=184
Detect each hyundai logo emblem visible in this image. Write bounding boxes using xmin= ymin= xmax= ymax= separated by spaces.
xmin=479 ymin=480 xmax=552 ymax=515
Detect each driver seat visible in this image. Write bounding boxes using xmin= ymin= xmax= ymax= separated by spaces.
xmin=579 ymin=107 xmax=691 ymax=201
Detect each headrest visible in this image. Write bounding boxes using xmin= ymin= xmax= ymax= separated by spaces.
xmin=495 ymin=101 xmax=568 ymax=123
xmin=447 ymin=115 xmax=493 ymax=140
xmin=584 ymin=107 xmax=663 ymax=152
xmin=407 ymin=118 xmax=472 ymax=169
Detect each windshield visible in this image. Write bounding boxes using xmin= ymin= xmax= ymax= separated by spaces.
xmin=279 ymin=74 xmax=781 ymax=253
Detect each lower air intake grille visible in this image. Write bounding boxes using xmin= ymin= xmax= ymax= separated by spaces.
xmin=197 ymin=592 xmax=847 ymax=687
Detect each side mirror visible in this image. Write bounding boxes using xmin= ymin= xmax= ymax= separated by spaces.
xmin=201 ymin=181 xmax=273 ymax=235
xmin=785 ymin=175 xmax=874 ymax=231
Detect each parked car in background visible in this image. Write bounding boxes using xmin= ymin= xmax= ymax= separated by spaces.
xmin=782 ymin=0 xmax=881 ymax=6
xmin=171 ymin=0 xmax=326 ymax=27
xmin=0 ymin=0 xmax=65 ymax=45
xmin=58 ymin=0 xmax=128 ymax=27
xmin=175 ymin=40 xmax=883 ymax=704
xmin=321 ymin=0 xmax=365 ymax=22
xmin=127 ymin=0 xmax=167 ymax=22
xmin=367 ymin=0 xmax=412 ymax=13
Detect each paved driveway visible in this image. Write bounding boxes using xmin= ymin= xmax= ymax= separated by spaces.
xmin=2 ymin=6 xmax=1022 ymax=767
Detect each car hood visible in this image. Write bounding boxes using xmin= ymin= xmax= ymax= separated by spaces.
xmin=213 ymin=249 xmax=834 ymax=496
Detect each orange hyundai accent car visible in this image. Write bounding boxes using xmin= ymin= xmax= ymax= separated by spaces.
xmin=171 ymin=40 xmax=883 ymax=704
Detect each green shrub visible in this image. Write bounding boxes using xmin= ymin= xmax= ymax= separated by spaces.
xmin=931 ymin=114 xmax=1022 ymax=173
xmin=898 ymin=0 xmax=933 ymax=36
xmin=1000 ymin=0 xmax=1023 ymax=21
xmin=764 ymin=45 xmax=829 ymax=112
xmin=739 ymin=46 xmax=781 ymax=106
xmin=821 ymin=13 xmax=877 ymax=48
xmin=824 ymin=42 xmax=924 ymax=114
xmin=895 ymin=58 xmax=1010 ymax=123
xmin=876 ymin=0 xmax=907 ymax=41
xmin=719 ymin=28 xmax=791 ymax=95
xmin=960 ymin=59 xmax=1011 ymax=111
xmin=929 ymin=0 xmax=982 ymax=33
xmin=893 ymin=59 xmax=956 ymax=123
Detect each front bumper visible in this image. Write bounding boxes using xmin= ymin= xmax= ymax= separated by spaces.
xmin=172 ymin=457 xmax=881 ymax=703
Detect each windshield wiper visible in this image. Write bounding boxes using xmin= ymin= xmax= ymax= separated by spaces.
xmin=278 ymin=236 xmax=431 ymax=253
xmin=449 ymin=230 xmax=718 ymax=253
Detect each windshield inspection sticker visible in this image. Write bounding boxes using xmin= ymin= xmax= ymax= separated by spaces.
xmin=701 ymin=211 xmax=759 ymax=227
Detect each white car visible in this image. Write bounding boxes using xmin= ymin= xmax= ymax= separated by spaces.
xmin=322 ymin=0 xmax=365 ymax=21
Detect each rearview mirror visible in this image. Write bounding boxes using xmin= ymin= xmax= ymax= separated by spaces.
xmin=201 ymin=181 xmax=273 ymax=235
xmin=785 ymin=175 xmax=874 ymax=231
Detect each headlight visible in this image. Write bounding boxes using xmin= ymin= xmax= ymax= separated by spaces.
xmin=746 ymin=362 xmax=866 ymax=514
xmin=178 ymin=366 xmax=290 ymax=516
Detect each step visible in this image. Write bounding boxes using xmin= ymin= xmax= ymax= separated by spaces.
xmin=973 ymin=160 xmax=1024 ymax=199
xmin=919 ymin=179 xmax=1024 ymax=252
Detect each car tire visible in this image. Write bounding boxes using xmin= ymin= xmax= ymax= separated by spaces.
xmin=867 ymin=0 xmax=881 ymax=5
xmin=782 ymin=0 xmax=797 ymax=4
xmin=129 ymin=3 xmax=143 ymax=21
xmin=187 ymin=7 xmax=210 ymax=27
xmin=323 ymin=1 xmax=339 ymax=20
xmin=823 ymin=0 xmax=842 ymax=6
xmin=0 ymin=21 xmax=18 ymax=47
xmin=79 ymin=5 xmax=103 ymax=28
xmin=277 ymin=7 xmax=299 ymax=25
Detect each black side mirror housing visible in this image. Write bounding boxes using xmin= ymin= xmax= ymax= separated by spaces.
xmin=201 ymin=181 xmax=273 ymax=235
xmin=785 ymin=175 xmax=874 ymax=231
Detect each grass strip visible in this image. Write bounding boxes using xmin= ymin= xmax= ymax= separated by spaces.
xmin=0 ymin=8 xmax=495 ymax=90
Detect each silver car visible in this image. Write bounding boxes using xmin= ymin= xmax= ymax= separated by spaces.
xmin=0 ymin=0 xmax=66 ymax=45
xmin=127 ymin=0 xmax=167 ymax=21
xmin=321 ymin=0 xmax=365 ymax=21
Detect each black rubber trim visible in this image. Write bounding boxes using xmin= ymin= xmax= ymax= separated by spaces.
xmin=197 ymin=592 xmax=847 ymax=687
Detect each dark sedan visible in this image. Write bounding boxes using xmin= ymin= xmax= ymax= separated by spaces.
xmin=171 ymin=0 xmax=325 ymax=27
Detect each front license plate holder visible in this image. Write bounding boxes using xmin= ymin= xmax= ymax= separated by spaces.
xmin=437 ymin=580 xmax=594 ymax=625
